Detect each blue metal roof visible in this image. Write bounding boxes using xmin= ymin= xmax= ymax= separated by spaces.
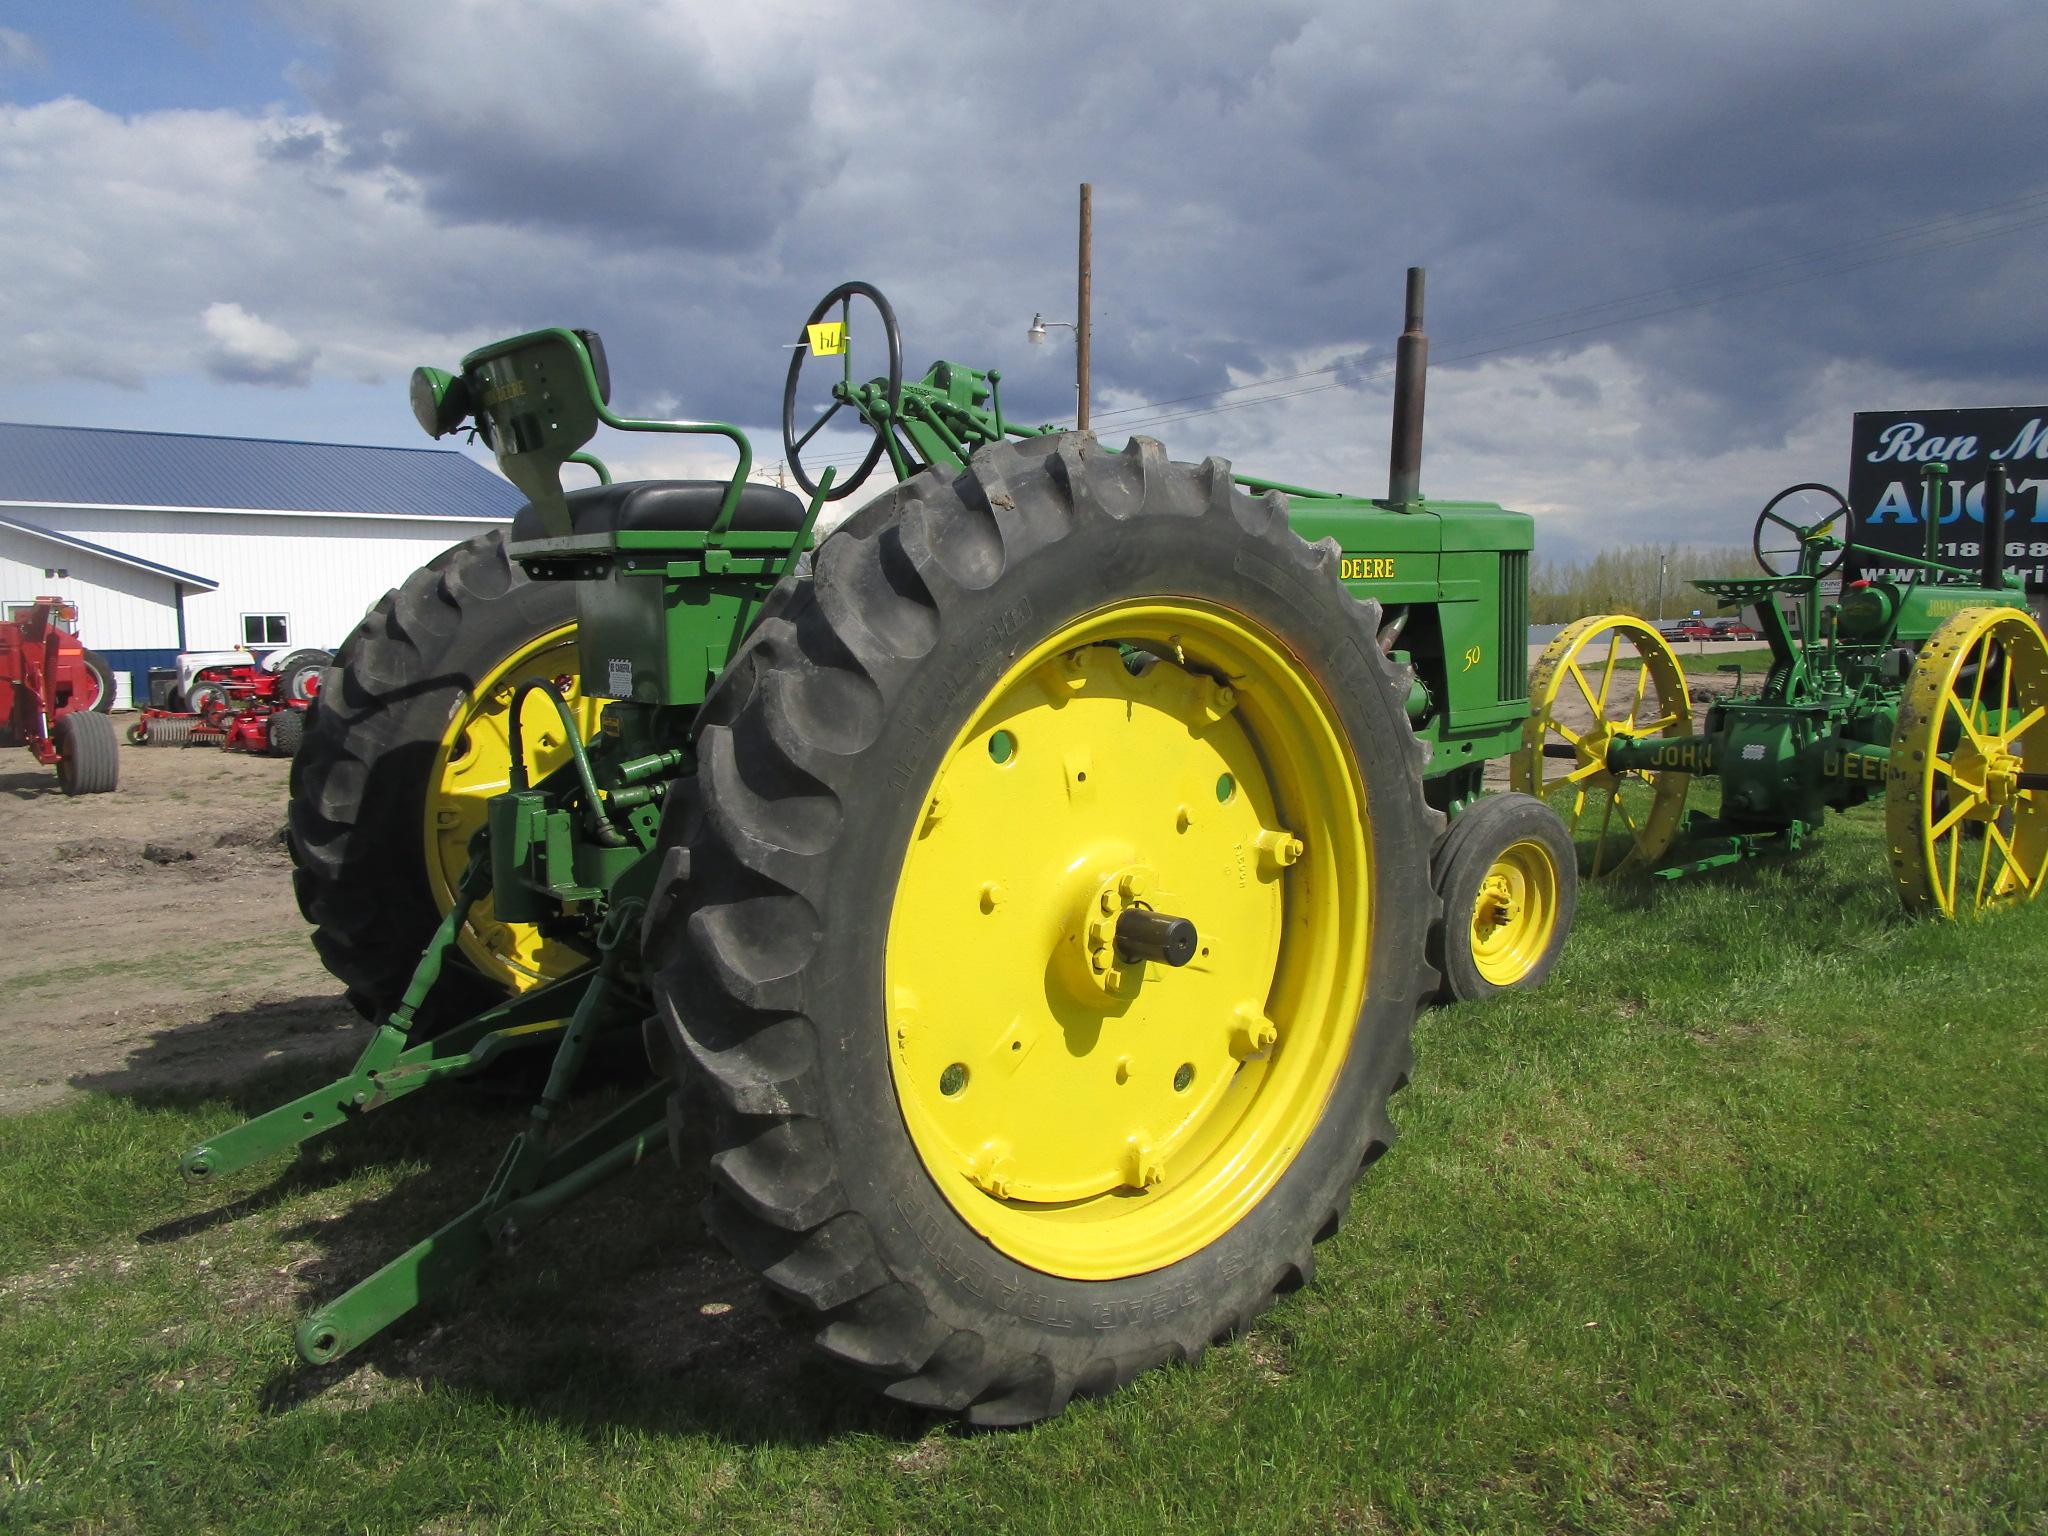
xmin=0 ymin=511 xmax=219 ymax=590
xmin=0 ymin=421 xmax=526 ymax=520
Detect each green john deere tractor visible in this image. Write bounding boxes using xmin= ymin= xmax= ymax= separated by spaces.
xmin=1510 ymin=470 xmax=2047 ymax=910
xmin=188 ymin=270 xmax=1575 ymax=1424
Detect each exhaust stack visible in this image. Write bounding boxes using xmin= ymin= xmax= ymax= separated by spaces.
xmin=1982 ymin=468 xmax=2010 ymax=590
xmin=1388 ymin=266 xmax=1428 ymax=507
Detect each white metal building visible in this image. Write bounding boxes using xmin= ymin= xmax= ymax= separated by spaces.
xmin=0 ymin=422 xmax=525 ymax=701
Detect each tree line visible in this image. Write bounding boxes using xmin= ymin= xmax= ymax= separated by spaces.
xmin=1529 ymin=543 xmax=1752 ymax=625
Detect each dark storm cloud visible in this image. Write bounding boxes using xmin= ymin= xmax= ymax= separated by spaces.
xmin=10 ymin=0 xmax=2043 ymax=501
xmin=282 ymin=6 xmax=843 ymax=255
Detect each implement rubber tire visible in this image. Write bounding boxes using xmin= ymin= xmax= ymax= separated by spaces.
xmin=290 ymin=529 xmax=576 ymax=1018
xmin=1429 ymin=792 xmax=1576 ymax=1003
xmin=647 ymin=434 xmax=1438 ymax=1425
xmin=81 ymin=650 xmax=118 ymax=712
xmin=267 ymin=708 xmax=305 ymax=758
xmin=54 ymin=710 xmax=119 ymax=795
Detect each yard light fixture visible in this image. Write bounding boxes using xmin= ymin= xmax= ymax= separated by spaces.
xmin=1026 ymin=312 xmax=1073 ymax=346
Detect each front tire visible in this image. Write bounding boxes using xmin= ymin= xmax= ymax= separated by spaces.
xmin=185 ymin=680 xmax=230 ymax=719
xmin=648 ymin=434 xmax=1438 ymax=1423
xmin=1430 ymin=792 xmax=1575 ymax=1001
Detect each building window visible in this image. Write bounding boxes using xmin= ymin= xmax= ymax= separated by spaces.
xmin=242 ymin=613 xmax=290 ymax=645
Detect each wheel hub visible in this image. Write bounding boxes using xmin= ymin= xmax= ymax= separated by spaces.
xmin=1949 ymin=740 xmax=2023 ymax=818
xmin=1075 ymin=865 xmax=1159 ymax=1000
xmin=1473 ymin=871 xmax=1516 ymax=934
xmin=1467 ymin=839 xmax=1560 ymax=987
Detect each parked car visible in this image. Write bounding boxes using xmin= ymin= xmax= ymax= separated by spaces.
xmin=1711 ymin=620 xmax=1759 ymax=641
xmin=1658 ymin=620 xmax=1714 ymax=642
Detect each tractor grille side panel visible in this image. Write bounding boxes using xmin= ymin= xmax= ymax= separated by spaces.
xmin=1499 ymin=551 xmax=1528 ymax=704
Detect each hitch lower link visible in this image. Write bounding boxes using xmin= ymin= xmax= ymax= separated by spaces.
xmin=178 ymin=844 xmax=666 ymax=1365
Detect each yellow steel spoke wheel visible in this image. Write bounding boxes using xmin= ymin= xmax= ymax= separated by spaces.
xmin=1511 ymin=614 xmax=1693 ymax=877
xmin=1887 ymin=605 xmax=2048 ymax=915
xmin=1428 ymin=791 xmax=1577 ymax=1002
xmin=290 ymin=530 xmax=584 ymax=1017
xmin=422 ymin=622 xmax=604 ymax=993
xmin=650 ymin=435 xmax=1437 ymax=1425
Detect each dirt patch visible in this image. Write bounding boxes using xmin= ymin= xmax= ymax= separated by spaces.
xmin=0 ymin=733 xmax=360 ymax=1113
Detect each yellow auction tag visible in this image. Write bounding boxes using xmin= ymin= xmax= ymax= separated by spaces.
xmin=806 ymin=321 xmax=847 ymax=356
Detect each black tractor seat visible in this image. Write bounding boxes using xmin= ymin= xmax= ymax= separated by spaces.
xmin=511 ymin=479 xmax=807 ymax=542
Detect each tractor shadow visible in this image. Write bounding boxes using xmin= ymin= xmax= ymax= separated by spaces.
xmin=125 ymin=1035 xmax=919 ymax=1446
xmin=71 ymin=994 xmax=369 ymax=1120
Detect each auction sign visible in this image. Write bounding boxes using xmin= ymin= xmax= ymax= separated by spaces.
xmin=1848 ymin=407 xmax=2048 ymax=591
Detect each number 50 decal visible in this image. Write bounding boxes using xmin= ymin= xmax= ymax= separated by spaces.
xmin=1462 ymin=645 xmax=1483 ymax=671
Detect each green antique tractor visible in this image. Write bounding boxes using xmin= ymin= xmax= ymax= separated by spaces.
xmin=186 ymin=272 xmax=1576 ymax=1423
xmin=1511 ymin=472 xmax=2047 ymax=911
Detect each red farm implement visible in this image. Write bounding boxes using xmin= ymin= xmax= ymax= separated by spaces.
xmin=0 ymin=596 xmax=119 ymax=794
xmin=127 ymin=698 xmax=309 ymax=756
xmin=129 ymin=645 xmax=329 ymax=756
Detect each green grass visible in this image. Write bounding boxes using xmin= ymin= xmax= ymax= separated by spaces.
xmin=3 ymin=804 xmax=2044 ymax=1534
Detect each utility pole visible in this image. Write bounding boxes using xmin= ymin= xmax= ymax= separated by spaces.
xmin=1076 ymin=182 xmax=1092 ymax=432
xmin=1655 ymin=553 xmax=1667 ymax=623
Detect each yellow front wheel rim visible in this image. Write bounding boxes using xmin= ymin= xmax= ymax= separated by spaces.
xmin=1511 ymin=614 xmax=1692 ymax=876
xmin=1888 ymin=606 xmax=2048 ymax=915
xmin=1469 ymin=838 xmax=1561 ymax=987
xmin=884 ymin=599 xmax=1371 ymax=1280
xmin=422 ymin=622 xmax=604 ymax=991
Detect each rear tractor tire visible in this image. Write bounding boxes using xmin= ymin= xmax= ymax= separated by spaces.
xmin=1429 ymin=792 xmax=1575 ymax=1002
xmin=648 ymin=434 xmax=1439 ymax=1425
xmin=289 ymin=529 xmax=595 ymax=1018
xmin=54 ymin=710 xmax=119 ymax=795
xmin=272 ymin=648 xmax=331 ymax=704
xmin=1887 ymin=605 xmax=2048 ymax=916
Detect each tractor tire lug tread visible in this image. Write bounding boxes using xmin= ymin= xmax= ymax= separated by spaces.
xmin=650 ymin=432 xmax=1438 ymax=1422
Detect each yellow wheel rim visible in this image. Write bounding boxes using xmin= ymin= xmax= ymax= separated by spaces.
xmin=1469 ymin=837 xmax=1560 ymax=987
xmin=422 ymin=622 xmax=605 ymax=992
xmin=1888 ymin=606 xmax=2048 ymax=916
xmin=1511 ymin=614 xmax=1692 ymax=876
xmin=884 ymin=600 xmax=1371 ymax=1279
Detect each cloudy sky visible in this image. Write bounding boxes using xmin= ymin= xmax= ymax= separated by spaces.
xmin=2 ymin=0 xmax=2042 ymax=558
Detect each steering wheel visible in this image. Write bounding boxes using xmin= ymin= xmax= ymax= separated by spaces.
xmin=1753 ymin=482 xmax=1853 ymax=579
xmin=782 ymin=281 xmax=903 ymax=500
